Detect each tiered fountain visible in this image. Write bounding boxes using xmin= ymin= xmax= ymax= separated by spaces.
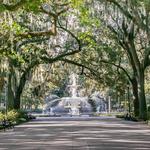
xmin=64 ymin=73 xmax=81 ymax=115
xmin=43 ymin=73 xmax=92 ymax=116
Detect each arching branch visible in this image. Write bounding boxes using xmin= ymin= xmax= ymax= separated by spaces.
xmin=0 ymin=0 xmax=27 ymax=11
xmin=17 ymin=3 xmax=69 ymax=38
xmin=99 ymin=60 xmax=132 ymax=82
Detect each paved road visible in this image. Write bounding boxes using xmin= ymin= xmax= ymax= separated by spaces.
xmin=0 ymin=117 xmax=150 ymax=150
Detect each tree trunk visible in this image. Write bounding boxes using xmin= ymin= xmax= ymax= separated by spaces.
xmin=131 ymin=77 xmax=139 ymax=117
xmin=13 ymin=61 xmax=38 ymax=110
xmin=14 ymin=72 xmax=27 ymax=110
xmin=138 ymin=70 xmax=147 ymax=120
xmin=7 ymin=72 xmax=15 ymax=110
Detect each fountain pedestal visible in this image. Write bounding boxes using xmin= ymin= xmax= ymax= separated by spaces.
xmin=49 ymin=107 xmax=54 ymax=116
xmin=65 ymin=103 xmax=81 ymax=116
xmin=71 ymin=107 xmax=80 ymax=116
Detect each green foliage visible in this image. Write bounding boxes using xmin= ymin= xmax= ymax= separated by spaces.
xmin=12 ymin=22 xmax=28 ymax=34
xmin=16 ymin=110 xmax=29 ymax=121
xmin=0 ymin=112 xmax=5 ymax=121
xmin=0 ymin=110 xmax=32 ymax=130
xmin=79 ymin=7 xmax=100 ymax=27
xmin=0 ymin=0 xmax=44 ymax=13
xmin=0 ymin=5 xmax=6 ymax=13
xmin=71 ymin=0 xmax=85 ymax=9
xmin=6 ymin=110 xmax=19 ymax=121
xmin=145 ymin=83 xmax=150 ymax=93
xmin=0 ymin=110 xmax=18 ymax=122
xmin=137 ymin=0 xmax=150 ymax=11
xmin=24 ymin=0 xmax=43 ymax=13
xmin=0 ymin=110 xmax=30 ymax=125
xmin=0 ymin=0 xmax=149 ymax=120
xmin=78 ymin=31 xmax=96 ymax=47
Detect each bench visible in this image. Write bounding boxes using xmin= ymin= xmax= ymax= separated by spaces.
xmin=124 ymin=113 xmax=138 ymax=122
xmin=27 ymin=114 xmax=36 ymax=120
xmin=0 ymin=119 xmax=14 ymax=131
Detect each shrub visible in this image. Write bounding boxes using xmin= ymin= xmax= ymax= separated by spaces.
xmin=7 ymin=110 xmax=18 ymax=121
xmin=18 ymin=118 xmax=27 ymax=122
xmin=16 ymin=110 xmax=29 ymax=120
xmin=0 ymin=110 xmax=31 ymax=130
xmin=0 ymin=112 xmax=5 ymax=121
xmin=7 ymin=110 xmax=31 ymax=125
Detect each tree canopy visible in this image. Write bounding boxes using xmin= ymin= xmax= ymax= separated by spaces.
xmin=0 ymin=0 xmax=150 ymax=120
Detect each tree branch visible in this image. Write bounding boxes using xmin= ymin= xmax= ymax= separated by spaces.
xmin=58 ymin=57 xmax=132 ymax=84
xmin=99 ymin=59 xmax=132 ymax=82
xmin=1 ymin=0 xmax=27 ymax=11
xmin=59 ymin=58 xmax=102 ymax=78
xmin=41 ymin=49 xmax=81 ymax=64
xmin=105 ymin=0 xmax=133 ymax=20
xmin=17 ymin=16 xmax=57 ymax=38
xmin=60 ymin=58 xmax=94 ymax=71
xmin=57 ymin=20 xmax=81 ymax=47
xmin=144 ymin=47 xmax=150 ymax=69
xmin=17 ymin=4 xmax=69 ymax=38
xmin=107 ymin=18 xmax=138 ymax=75
xmin=16 ymin=37 xmax=49 ymax=51
xmin=104 ymin=0 xmax=148 ymax=32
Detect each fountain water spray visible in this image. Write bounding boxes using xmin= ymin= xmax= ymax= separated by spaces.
xmin=66 ymin=73 xmax=80 ymax=115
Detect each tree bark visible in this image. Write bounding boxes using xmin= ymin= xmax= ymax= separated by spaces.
xmin=7 ymin=72 xmax=15 ymax=110
xmin=131 ymin=77 xmax=139 ymax=117
xmin=14 ymin=71 xmax=27 ymax=110
xmin=138 ymin=69 xmax=147 ymax=120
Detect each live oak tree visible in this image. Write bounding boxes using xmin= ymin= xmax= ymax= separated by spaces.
xmin=0 ymin=0 xmax=82 ymax=110
xmin=99 ymin=0 xmax=150 ymax=119
xmin=0 ymin=0 xmax=149 ymax=121
xmin=68 ymin=0 xmax=149 ymax=119
xmin=59 ymin=0 xmax=150 ymax=119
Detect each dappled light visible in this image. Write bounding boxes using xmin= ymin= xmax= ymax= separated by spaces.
xmin=0 ymin=117 xmax=150 ymax=149
xmin=0 ymin=0 xmax=150 ymax=149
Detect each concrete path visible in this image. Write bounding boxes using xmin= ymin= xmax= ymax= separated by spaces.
xmin=0 ymin=117 xmax=150 ymax=150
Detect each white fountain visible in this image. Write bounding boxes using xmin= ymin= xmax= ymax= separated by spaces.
xmin=43 ymin=73 xmax=93 ymax=116
xmin=65 ymin=73 xmax=81 ymax=116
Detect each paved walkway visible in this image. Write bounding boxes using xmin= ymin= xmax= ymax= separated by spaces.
xmin=0 ymin=117 xmax=150 ymax=150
